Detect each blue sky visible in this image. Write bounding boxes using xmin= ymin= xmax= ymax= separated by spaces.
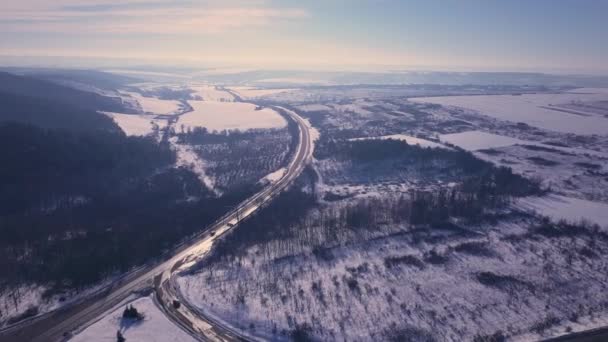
xmin=1 ymin=0 xmax=606 ymax=73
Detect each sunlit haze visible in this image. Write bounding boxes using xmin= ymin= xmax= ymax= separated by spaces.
xmin=1 ymin=0 xmax=607 ymax=73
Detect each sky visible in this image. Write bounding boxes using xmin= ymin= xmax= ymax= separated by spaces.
xmin=1 ymin=0 xmax=607 ymax=73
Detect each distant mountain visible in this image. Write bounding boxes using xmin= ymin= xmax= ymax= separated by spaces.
xmin=2 ymin=68 xmax=140 ymax=92
xmin=196 ymin=69 xmax=608 ymax=87
xmin=0 ymin=71 xmax=130 ymax=114
xmin=0 ymin=92 xmax=120 ymax=133
xmin=0 ymin=71 xmax=137 ymax=132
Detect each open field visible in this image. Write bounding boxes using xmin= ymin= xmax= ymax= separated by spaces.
xmin=410 ymin=90 xmax=608 ymax=135
xmin=177 ymin=101 xmax=286 ymax=132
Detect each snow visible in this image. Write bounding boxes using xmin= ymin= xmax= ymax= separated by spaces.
xmin=177 ymin=101 xmax=286 ymax=132
xmin=227 ymin=87 xmax=296 ymax=99
xmin=0 ymin=276 xmax=129 ymax=328
xmin=330 ymin=101 xmax=373 ymax=116
xmin=71 ymin=295 xmax=195 ymax=342
xmin=104 ymin=112 xmax=160 ymax=137
xmin=517 ymin=194 xmax=608 ymax=228
xmin=567 ymin=88 xmax=608 ymax=95
xmin=440 ymin=131 xmax=524 ymax=151
xmin=105 ymin=69 xmax=192 ymax=79
xmin=295 ymin=104 xmax=332 ymax=112
xmin=440 ymin=130 xmax=608 ymax=158
xmin=411 ymin=91 xmax=608 ymax=135
xmin=351 ymin=134 xmax=445 ymax=149
xmin=169 ymin=137 xmax=217 ymax=194
xmin=0 ymin=285 xmax=47 ymax=327
xmin=260 ymin=168 xmax=286 ymax=184
xmin=177 ymin=213 xmax=608 ymax=341
xmin=255 ymin=78 xmax=330 ymax=85
xmin=124 ymin=92 xmax=183 ymax=115
xmin=190 ymin=85 xmax=234 ymax=102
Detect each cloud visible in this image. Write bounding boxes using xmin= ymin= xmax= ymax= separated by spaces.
xmin=0 ymin=0 xmax=308 ymax=34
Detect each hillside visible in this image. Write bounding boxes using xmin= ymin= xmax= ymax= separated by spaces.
xmin=0 ymin=92 xmax=120 ymax=133
xmin=0 ymin=71 xmax=129 ymax=114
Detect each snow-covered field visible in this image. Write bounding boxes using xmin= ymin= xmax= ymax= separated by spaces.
xmin=351 ymin=134 xmax=444 ymax=149
xmin=177 ymin=101 xmax=286 ymax=132
xmin=190 ymin=85 xmax=234 ymax=102
xmin=104 ymin=112 xmax=162 ymax=137
xmin=294 ymin=104 xmax=332 ymax=112
xmin=410 ymin=90 xmax=608 ymax=135
xmin=123 ymin=92 xmax=183 ymax=115
xmin=228 ymin=87 xmax=296 ymax=99
xmin=440 ymin=130 xmax=608 ymax=159
xmin=517 ymin=194 xmax=608 ymax=228
xmin=440 ymin=131 xmax=524 ymax=150
xmin=254 ymin=78 xmax=330 ymax=85
xmin=71 ymin=295 xmax=195 ymax=342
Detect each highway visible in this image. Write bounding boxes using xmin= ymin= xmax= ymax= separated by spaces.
xmin=0 ymin=105 xmax=313 ymax=342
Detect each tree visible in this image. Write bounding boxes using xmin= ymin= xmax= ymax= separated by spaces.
xmin=122 ymin=305 xmax=144 ymax=320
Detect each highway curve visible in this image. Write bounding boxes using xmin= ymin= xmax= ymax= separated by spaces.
xmin=0 ymin=106 xmax=313 ymax=342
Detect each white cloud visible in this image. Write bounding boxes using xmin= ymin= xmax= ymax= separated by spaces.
xmin=0 ymin=1 xmax=307 ymax=34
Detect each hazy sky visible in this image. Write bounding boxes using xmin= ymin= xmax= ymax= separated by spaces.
xmin=1 ymin=0 xmax=607 ymax=72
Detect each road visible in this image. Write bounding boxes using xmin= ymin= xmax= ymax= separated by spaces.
xmin=0 ymin=106 xmax=313 ymax=342
xmin=154 ymin=106 xmax=311 ymax=342
xmin=541 ymin=326 xmax=608 ymax=342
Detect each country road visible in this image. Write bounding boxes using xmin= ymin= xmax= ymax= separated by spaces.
xmin=0 ymin=105 xmax=313 ymax=342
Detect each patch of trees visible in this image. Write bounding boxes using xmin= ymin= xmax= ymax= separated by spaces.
xmin=475 ymin=272 xmax=533 ymax=293
xmin=122 ymin=304 xmax=144 ymax=320
xmin=205 ymin=175 xmax=317 ymax=264
xmin=316 ymin=138 xmax=542 ymax=198
xmin=384 ymin=325 xmax=436 ymax=342
xmin=530 ymin=218 xmax=607 ymax=240
xmin=176 ymin=125 xmax=293 ymax=193
xmin=384 ymin=255 xmax=425 ymax=270
xmin=136 ymin=86 xmax=196 ymax=101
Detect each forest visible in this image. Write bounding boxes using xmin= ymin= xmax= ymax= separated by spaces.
xmin=0 ymin=72 xmax=251 ymax=291
xmin=206 ymin=138 xmax=544 ymax=263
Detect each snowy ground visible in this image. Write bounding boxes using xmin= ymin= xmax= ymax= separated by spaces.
xmin=440 ymin=131 xmax=524 ymax=151
xmin=227 ymin=86 xmax=296 ymax=99
xmin=104 ymin=112 xmax=163 ymax=137
xmin=0 ymin=285 xmax=58 ymax=327
xmin=71 ymin=295 xmax=195 ymax=342
xmin=177 ymin=101 xmax=286 ymax=132
xmin=122 ymin=92 xmax=183 ymax=115
xmin=260 ymin=168 xmax=287 ymax=185
xmin=517 ymin=194 xmax=608 ymax=228
xmin=350 ymin=134 xmax=445 ymax=149
xmin=177 ymin=211 xmax=608 ymax=342
xmin=0 ymin=276 xmax=123 ymax=329
xmin=169 ymin=137 xmax=217 ymax=193
xmin=190 ymin=85 xmax=235 ymax=102
xmin=410 ymin=90 xmax=608 ymax=135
